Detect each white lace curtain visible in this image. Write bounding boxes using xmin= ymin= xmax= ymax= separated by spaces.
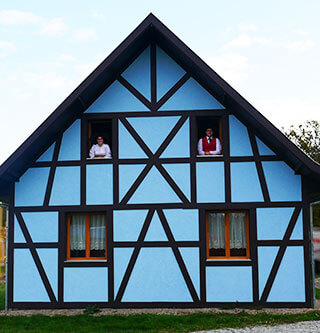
xmin=229 ymin=213 xmax=246 ymax=249
xmin=70 ymin=215 xmax=105 ymax=251
xmin=90 ymin=215 xmax=105 ymax=250
xmin=70 ymin=215 xmax=86 ymax=250
xmin=208 ymin=212 xmax=246 ymax=249
xmin=208 ymin=213 xmax=225 ymax=249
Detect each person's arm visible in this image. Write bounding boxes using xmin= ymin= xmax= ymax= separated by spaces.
xmin=105 ymin=144 xmax=112 ymax=158
xmin=89 ymin=145 xmax=95 ymax=159
xmin=197 ymin=138 xmax=204 ymax=155
xmin=209 ymin=138 xmax=222 ymax=155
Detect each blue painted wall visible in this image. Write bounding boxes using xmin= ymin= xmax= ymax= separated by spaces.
xmin=11 ymin=41 xmax=308 ymax=307
xmin=85 ymin=80 xmax=149 ymax=113
xmin=14 ymin=249 xmax=50 ymax=302
xmin=122 ymin=46 xmax=151 ymax=101
xmin=230 ymin=162 xmax=263 ymax=202
xmin=49 ymin=166 xmax=80 ymax=206
xmin=122 ymin=247 xmax=192 ymax=302
xmin=86 ymin=164 xmax=113 ymax=204
xmin=206 ymin=267 xmax=253 ymax=302
xmin=64 ymin=267 xmax=108 ymax=302
xmin=229 ymin=115 xmax=253 ymax=156
xmin=262 ymin=161 xmax=302 ymax=201
xmin=21 ymin=211 xmax=59 ymax=242
xmin=257 ymin=207 xmax=294 ymax=240
xmin=58 ymin=120 xmax=81 ymax=161
xmin=196 ymin=162 xmax=225 ymax=203
xmin=15 ymin=167 xmax=50 ymax=207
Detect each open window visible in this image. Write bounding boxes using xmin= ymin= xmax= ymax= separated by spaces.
xmin=196 ymin=116 xmax=222 ymax=156
xmin=87 ymin=120 xmax=112 ymax=159
xmin=67 ymin=213 xmax=107 ymax=260
xmin=206 ymin=211 xmax=249 ymax=259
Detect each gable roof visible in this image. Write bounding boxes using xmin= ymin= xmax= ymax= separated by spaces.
xmin=0 ymin=13 xmax=320 ymax=202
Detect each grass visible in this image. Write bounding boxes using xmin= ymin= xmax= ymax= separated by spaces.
xmin=0 ymin=285 xmax=319 ymax=332
xmin=0 ymin=311 xmax=319 ymax=332
xmin=0 ymin=284 xmax=4 ymax=310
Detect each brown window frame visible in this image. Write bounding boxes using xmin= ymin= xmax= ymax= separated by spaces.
xmin=206 ymin=210 xmax=250 ymax=260
xmin=67 ymin=212 xmax=107 ymax=261
xmin=87 ymin=119 xmax=112 ymax=157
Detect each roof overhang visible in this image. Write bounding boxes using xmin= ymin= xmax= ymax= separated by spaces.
xmin=1 ymin=13 xmax=320 ymax=202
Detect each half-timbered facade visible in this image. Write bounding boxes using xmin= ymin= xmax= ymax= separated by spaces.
xmin=0 ymin=14 xmax=319 ymax=309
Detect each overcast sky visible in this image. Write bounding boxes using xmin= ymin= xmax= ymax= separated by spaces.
xmin=0 ymin=0 xmax=319 ymax=164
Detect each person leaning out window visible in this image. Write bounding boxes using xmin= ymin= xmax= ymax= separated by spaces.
xmin=89 ymin=136 xmax=112 ymax=159
xmin=197 ymin=128 xmax=222 ymax=155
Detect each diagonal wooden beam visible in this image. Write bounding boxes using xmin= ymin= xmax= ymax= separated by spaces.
xmin=114 ymin=209 xmax=154 ymax=302
xmin=15 ymin=212 xmax=57 ymax=303
xmin=155 ymin=164 xmax=189 ymax=203
xmin=248 ymin=130 xmax=270 ymax=203
xmin=155 ymin=73 xmax=191 ymax=110
xmin=118 ymin=76 xmax=152 ymax=110
xmin=43 ymin=135 xmax=62 ymax=206
xmin=157 ymin=209 xmax=200 ymax=303
xmin=259 ymin=207 xmax=301 ymax=302
xmin=119 ymin=116 xmax=188 ymax=204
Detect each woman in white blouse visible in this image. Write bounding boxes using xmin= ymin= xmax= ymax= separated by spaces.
xmin=89 ymin=136 xmax=112 ymax=159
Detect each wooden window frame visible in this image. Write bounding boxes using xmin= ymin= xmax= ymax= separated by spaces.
xmin=67 ymin=212 xmax=107 ymax=261
xmin=195 ymin=116 xmax=223 ymax=155
xmin=87 ymin=119 xmax=112 ymax=156
xmin=206 ymin=210 xmax=250 ymax=260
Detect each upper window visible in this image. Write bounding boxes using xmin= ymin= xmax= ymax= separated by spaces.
xmin=67 ymin=213 xmax=107 ymax=260
xmin=206 ymin=211 xmax=249 ymax=259
xmin=88 ymin=120 xmax=112 ymax=159
xmin=196 ymin=116 xmax=222 ymax=156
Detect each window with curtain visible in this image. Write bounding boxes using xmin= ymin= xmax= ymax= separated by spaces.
xmin=67 ymin=213 xmax=107 ymax=260
xmin=206 ymin=211 xmax=249 ymax=259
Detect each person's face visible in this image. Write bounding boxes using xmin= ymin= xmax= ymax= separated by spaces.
xmin=97 ymin=137 xmax=104 ymax=145
xmin=205 ymin=128 xmax=213 ymax=137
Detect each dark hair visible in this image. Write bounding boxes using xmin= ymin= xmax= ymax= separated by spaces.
xmin=94 ymin=134 xmax=106 ymax=144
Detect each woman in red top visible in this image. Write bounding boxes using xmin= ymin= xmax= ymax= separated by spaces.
xmin=197 ymin=128 xmax=222 ymax=155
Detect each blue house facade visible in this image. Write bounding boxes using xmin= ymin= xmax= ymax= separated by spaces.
xmin=0 ymin=15 xmax=318 ymax=309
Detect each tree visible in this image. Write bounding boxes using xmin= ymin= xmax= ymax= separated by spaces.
xmin=283 ymin=120 xmax=320 ymax=227
xmin=283 ymin=120 xmax=320 ymax=163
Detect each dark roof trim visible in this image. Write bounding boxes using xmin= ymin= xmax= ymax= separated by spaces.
xmin=0 ymin=13 xmax=320 ymax=199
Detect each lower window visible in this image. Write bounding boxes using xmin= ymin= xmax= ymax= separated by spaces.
xmin=206 ymin=211 xmax=250 ymax=259
xmin=67 ymin=213 xmax=107 ymax=260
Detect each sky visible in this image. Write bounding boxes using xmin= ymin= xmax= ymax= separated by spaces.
xmin=0 ymin=0 xmax=319 ymax=164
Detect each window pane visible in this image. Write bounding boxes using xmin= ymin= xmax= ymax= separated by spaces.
xmin=208 ymin=213 xmax=225 ymax=256
xmin=90 ymin=215 xmax=106 ymax=257
xmin=229 ymin=212 xmax=247 ymax=257
xmin=70 ymin=215 xmax=86 ymax=258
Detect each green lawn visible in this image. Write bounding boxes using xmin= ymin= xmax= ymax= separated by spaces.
xmin=0 ymin=285 xmax=319 ymax=332
xmin=0 ymin=284 xmax=4 ymax=310
xmin=0 ymin=311 xmax=319 ymax=333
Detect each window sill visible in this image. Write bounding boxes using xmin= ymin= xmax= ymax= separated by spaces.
xmin=206 ymin=259 xmax=251 ymax=261
xmin=86 ymin=158 xmax=112 ymax=160
xmin=64 ymin=260 xmax=107 ymax=263
xmin=197 ymin=154 xmax=223 ymax=157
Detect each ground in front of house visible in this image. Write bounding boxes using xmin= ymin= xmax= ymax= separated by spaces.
xmin=1 ymin=281 xmax=320 ymax=332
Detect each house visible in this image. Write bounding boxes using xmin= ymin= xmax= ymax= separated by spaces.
xmin=0 ymin=14 xmax=319 ymax=309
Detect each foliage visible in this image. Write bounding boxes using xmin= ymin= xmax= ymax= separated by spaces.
xmin=83 ymin=304 xmax=101 ymax=315
xmin=283 ymin=120 xmax=320 ymax=227
xmin=283 ymin=120 xmax=320 ymax=164
xmin=316 ymin=288 xmax=320 ymax=300
xmin=0 ymin=311 xmax=319 ymax=332
xmin=0 ymin=284 xmax=4 ymax=310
